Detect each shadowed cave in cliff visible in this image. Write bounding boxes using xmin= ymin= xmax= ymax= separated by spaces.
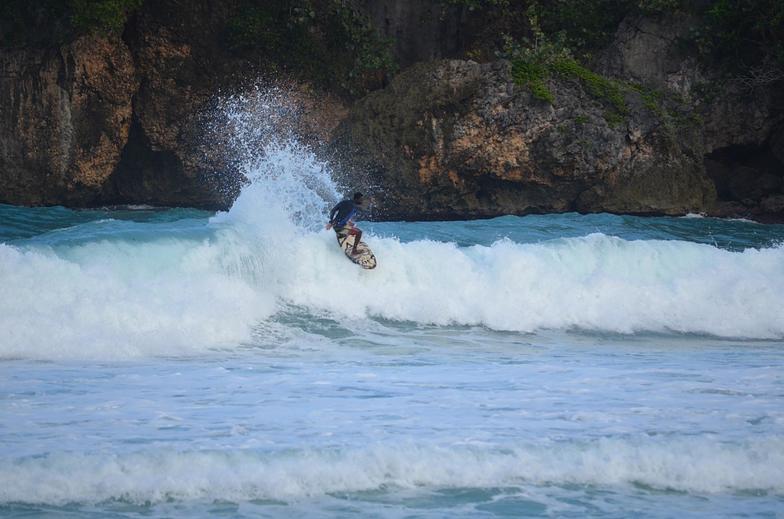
xmin=105 ymin=118 xmax=236 ymax=210
xmin=704 ymin=142 xmax=784 ymax=215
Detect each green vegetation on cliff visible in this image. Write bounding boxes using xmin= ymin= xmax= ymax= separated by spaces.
xmin=504 ymin=13 xmax=700 ymax=134
xmin=0 ymin=0 xmax=142 ymax=46
xmin=223 ymin=0 xmax=396 ymax=96
xmin=694 ymin=0 xmax=784 ymax=84
xmin=504 ymin=12 xmax=630 ymax=123
xmin=70 ymin=0 xmax=142 ymax=34
xmin=509 ymin=45 xmax=697 ymax=133
xmin=508 ymin=44 xmax=630 ymax=125
xmin=0 ymin=0 xmax=396 ymax=96
xmin=527 ymin=0 xmax=686 ymax=59
xmin=485 ymin=0 xmax=782 ymax=130
xmin=483 ymin=1 xmax=784 ymax=83
xmin=510 ymin=58 xmax=553 ymax=103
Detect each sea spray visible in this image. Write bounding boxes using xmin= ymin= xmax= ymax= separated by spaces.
xmin=205 ymin=86 xmax=343 ymax=232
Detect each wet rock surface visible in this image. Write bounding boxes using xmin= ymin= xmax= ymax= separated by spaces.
xmin=597 ymin=13 xmax=784 ymax=221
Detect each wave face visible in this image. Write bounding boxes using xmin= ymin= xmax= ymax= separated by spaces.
xmin=2 ymin=438 xmax=782 ymax=505
xmin=2 ymin=92 xmax=784 ymax=360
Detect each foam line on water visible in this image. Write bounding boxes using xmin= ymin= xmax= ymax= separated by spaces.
xmin=1 ymin=437 xmax=782 ymax=505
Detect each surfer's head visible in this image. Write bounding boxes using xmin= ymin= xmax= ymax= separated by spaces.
xmin=353 ymin=192 xmax=365 ymax=205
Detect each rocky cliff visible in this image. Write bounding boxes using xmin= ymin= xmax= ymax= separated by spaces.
xmin=0 ymin=1 xmax=782 ymax=220
xmin=333 ymin=9 xmax=782 ymax=221
xmin=596 ymin=13 xmax=784 ymax=220
xmin=0 ymin=0 xmax=352 ymax=210
xmin=0 ymin=36 xmax=136 ymax=206
xmin=334 ymin=58 xmax=715 ymax=220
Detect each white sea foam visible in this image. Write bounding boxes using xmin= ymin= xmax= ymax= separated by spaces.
xmin=0 ymin=236 xmax=275 ymax=359
xmin=1 ymin=437 xmax=782 ymax=505
xmin=282 ymin=232 xmax=784 ymax=338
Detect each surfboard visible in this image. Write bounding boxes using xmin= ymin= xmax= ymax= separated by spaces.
xmin=337 ymin=233 xmax=377 ymax=269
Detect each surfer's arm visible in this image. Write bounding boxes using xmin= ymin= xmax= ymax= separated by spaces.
xmin=326 ymin=204 xmax=340 ymax=229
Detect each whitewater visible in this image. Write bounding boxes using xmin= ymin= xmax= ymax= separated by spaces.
xmin=1 ymin=94 xmax=783 ymax=517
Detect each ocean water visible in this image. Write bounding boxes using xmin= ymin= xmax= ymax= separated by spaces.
xmin=2 ymin=96 xmax=784 ymax=518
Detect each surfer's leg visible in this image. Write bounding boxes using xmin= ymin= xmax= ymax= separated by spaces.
xmin=350 ymin=228 xmax=362 ymax=255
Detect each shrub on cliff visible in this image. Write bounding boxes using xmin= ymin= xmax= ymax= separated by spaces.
xmin=445 ymin=0 xmax=783 ymax=88
xmin=70 ymin=0 xmax=143 ymax=35
xmin=502 ymin=9 xmax=629 ymax=124
xmin=694 ymin=0 xmax=784 ymax=86
xmin=225 ymin=0 xmax=396 ymax=96
xmin=0 ymin=0 xmax=143 ymax=46
xmin=502 ymin=10 xmax=702 ymax=133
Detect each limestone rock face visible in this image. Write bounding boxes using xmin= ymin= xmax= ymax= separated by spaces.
xmin=0 ymin=36 xmax=136 ymax=206
xmin=700 ymin=90 xmax=782 ymax=155
xmin=771 ymin=128 xmax=784 ymax=170
xmin=335 ymin=59 xmax=714 ymax=220
xmin=353 ymin=0 xmax=465 ymax=68
xmin=598 ymin=14 xmax=784 ymax=220
xmin=106 ymin=6 xmax=227 ymax=208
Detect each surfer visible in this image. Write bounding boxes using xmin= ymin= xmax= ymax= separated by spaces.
xmin=326 ymin=192 xmax=368 ymax=256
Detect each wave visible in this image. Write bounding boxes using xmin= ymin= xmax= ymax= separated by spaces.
xmin=0 ymin=235 xmax=276 ymax=359
xmin=3 ymin=228 xmax=784 ymax=359
xmin=281 ymin=232 xmax=784 ymax=339
xmin=2 ymin=90 xmax=783 ymax=359
xmin=1 ymin=437 xmax=782 ymax=505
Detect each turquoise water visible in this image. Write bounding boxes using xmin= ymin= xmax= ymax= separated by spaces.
xmin=1 ymin=201 xmax=783 ymax=518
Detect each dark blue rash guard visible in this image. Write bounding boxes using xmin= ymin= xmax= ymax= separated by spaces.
xmin=329 ymin=200 xmax=358 ymax=228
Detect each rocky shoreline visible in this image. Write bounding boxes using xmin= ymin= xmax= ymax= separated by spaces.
xmin=1 ymin=1 xmax=782 ymax=222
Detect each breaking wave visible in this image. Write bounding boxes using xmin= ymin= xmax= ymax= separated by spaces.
xmin=2 ymin=437 xmax=782 ymax=504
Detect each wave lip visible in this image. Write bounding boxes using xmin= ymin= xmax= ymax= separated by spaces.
xmin=2 ymin=437 xmax=782 ymax=505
